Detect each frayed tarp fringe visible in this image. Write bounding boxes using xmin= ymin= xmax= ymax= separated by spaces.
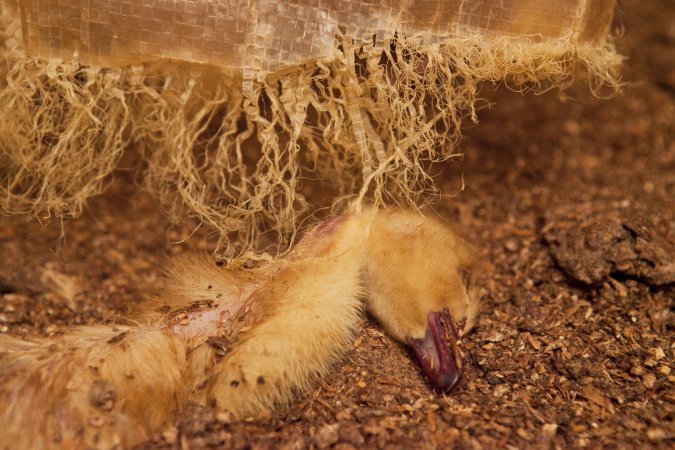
xmin=0 ymin=24 xmax=621 ymax=249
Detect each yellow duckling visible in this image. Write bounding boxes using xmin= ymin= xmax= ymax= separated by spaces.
xmin=0 ymin=208 xmax=479 ymax=449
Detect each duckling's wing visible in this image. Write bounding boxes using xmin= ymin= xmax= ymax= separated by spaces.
xmin=204 ymin=216 xmax=369 ymax=418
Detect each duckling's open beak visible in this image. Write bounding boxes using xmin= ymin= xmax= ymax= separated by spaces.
xmin=407 ymin=308 xmax=464 ymax=392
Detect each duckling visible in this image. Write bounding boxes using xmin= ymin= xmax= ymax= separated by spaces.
xmin=0 ymin=208 xmax=479 ymax=449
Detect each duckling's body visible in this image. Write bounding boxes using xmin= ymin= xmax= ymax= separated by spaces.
xmin=0 ymin=208 xmax=479 ymax=449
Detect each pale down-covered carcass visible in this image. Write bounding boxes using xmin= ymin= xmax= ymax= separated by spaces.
xmin=0 ymin=208 xmax=479 ymax=449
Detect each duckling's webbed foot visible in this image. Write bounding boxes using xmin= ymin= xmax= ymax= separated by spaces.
xmin=407 ymin=308 xmax=464 ymax=392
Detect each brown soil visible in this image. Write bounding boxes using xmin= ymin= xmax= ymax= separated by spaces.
xmin=1 ymin=0 xmax=673 ymax=448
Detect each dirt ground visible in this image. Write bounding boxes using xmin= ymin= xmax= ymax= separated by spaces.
xmin=1 ymin=0 xmax=673 ymax=448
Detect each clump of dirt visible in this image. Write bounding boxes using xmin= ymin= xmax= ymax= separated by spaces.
xmin=544 ymin=203 xmax=675 ymax=285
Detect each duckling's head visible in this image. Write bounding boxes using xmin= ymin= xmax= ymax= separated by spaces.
xmin=364 ymin=209 xmax=479 ymax=392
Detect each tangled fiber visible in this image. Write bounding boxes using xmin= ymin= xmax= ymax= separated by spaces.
xmin=0 ymin=1 xmax=622 ymax=250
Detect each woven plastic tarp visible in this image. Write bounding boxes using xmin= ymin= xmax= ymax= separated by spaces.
xmin=18 ymin=0 xmax=615 ymax=74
